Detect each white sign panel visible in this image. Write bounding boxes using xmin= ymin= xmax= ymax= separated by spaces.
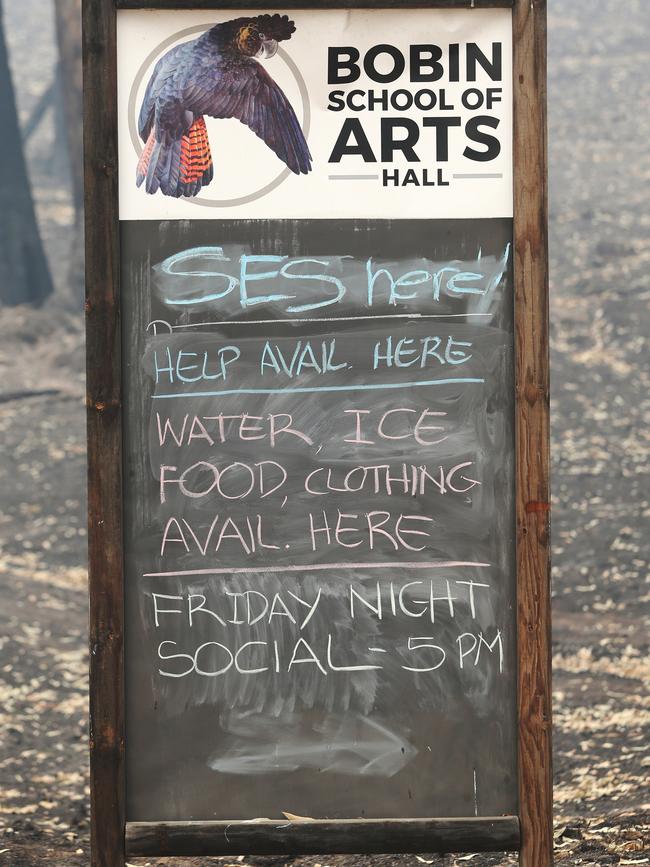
xmin=117 ymin=8 xmax=513 ymax=220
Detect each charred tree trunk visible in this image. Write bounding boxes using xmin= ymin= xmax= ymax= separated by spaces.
xmin=0 ymin=2 xmax=53 ymax=306
xmin=53 ymin=0 xmax=84 ymax=300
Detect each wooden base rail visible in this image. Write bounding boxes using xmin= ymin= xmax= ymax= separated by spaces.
xmin=126 ymin=817 xmax=520 ymax=857
xmin=116 ymin=1 xmax=514 ymax=9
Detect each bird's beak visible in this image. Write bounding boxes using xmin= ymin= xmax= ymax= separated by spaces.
xmin=257 ymin=37 xmax=278 ymax=59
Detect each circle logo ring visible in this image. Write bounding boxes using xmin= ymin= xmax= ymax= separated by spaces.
xmin=127 ymin=24 xmax=311 ymax=208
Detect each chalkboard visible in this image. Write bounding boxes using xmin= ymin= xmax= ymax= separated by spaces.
xmin=122 ymin=217 xmax=516 ymax=821
xmin=84 ymin=1 xmax=551 ymax=864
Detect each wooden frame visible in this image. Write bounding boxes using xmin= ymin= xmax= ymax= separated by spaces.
xmin=83 ymin=1 xmax=551 ymax=864
xmin=512 ymin=1 xmax=553 ymax=864
xmin=84 ymin=1 xmax=123 ymax=866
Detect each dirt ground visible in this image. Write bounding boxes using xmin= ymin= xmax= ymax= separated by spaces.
xmin=0 ymin=0 xmax=648 ymax=864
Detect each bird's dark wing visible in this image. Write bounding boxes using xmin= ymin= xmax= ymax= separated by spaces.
xmin=138 ymin=79 xmax=158 ymax=142
xmin=138 ymin=43 xmax=191 ymax=142
xmin=139 ymin=56 xmax=170 ymax=141
xmin=193 ymin=59 xmax=312 ymax=174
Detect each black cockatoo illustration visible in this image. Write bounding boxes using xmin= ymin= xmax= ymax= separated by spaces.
xmin=136 ymin=14 xmax=312 ymax=198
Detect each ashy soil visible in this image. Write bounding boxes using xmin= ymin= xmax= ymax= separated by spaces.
xmin=0 ymin=0 xmax=648 ymax=864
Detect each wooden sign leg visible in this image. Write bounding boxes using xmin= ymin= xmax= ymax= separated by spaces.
xmin=513 ymin=1 xmax=553 ymax=865
xmin=84 ymin=0 xmax=125 ymax=864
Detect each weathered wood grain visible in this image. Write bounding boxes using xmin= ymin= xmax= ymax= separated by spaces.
xmin=83 ymin=0 xmax=124 ymax=865
xmin=512 ymin=0 xmax=553 ymax=865
xmin=126 ymin=817 xmax=520 ymax=857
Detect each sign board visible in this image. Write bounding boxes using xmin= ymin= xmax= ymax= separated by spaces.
xmin=83 ymin=1 xmax=551 ymax=865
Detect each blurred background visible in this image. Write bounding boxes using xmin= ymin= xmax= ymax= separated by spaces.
xmin=0 ymin=0 xmax=647 ymax=864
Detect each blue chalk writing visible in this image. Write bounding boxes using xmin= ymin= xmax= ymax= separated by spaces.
xmin=152 ymin=377 xmax=484 ymax=400
xmin=240 ymin=255 xmax=294 ymax=308
xmin=282 ymin=259 xmax=346 ymax=313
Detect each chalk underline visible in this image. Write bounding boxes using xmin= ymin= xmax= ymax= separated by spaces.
xmin=152 ymin=376 xmax=485 ymax=400
xmin=143 ymin=560 xmax=491 ymax=578
xmin=169 ymin=312 xmax=492 ymax=329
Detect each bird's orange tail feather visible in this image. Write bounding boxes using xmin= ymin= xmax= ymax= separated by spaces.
xmin=136 ymin=117 xmax=214 ymax=197
xmin=179 ymin=117 xmax=213 ymax=192
xmin=136 ymin=130 xmax=156 ymax=187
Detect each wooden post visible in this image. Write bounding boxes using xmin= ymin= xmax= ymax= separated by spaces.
xmin=513 ymin=1 xmax=553 ymax=865
xmin=83 ymin=0 xmax=125 ymax=865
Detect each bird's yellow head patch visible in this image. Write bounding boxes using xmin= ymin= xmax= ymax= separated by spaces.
xmin=236 ymin=24 xmax=262 ymax=57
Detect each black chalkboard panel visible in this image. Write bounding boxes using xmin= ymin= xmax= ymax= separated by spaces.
xmin=121 ymin=218 xmax=516 ymax=822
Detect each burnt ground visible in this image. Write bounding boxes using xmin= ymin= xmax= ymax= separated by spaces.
xmin=0 ymin=0 xmax=648 ymax=864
